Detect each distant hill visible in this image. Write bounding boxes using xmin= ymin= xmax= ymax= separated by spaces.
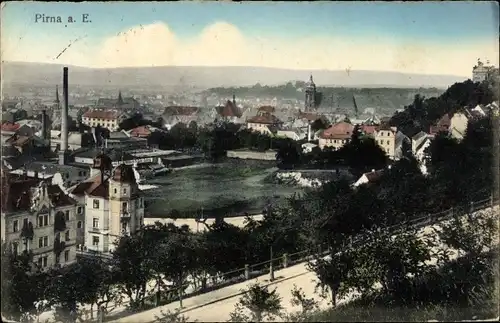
xmin=2 ymin=61 xmax=467 ymax=89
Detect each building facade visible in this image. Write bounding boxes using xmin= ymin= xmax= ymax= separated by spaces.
xmin=472 ymin=60 xmax=499 ymax=83
xmin=70 ymin=155 xmax=144 ymax=254
xmin=318 ymin=122 xmax=354 ymax=150
xmin=374 ymin=126 xmax=397 ymax=158
xmin=1 ymin=169 xmax=81 ymax=270
xmin=82 ymin=109 xmax=126 ymax=131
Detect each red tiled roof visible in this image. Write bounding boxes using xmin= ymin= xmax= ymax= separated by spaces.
xmin=83 ymin=109 xmax=122 ymax=120
xmin=71 ymin=175 xmax=109 ymax=198
xmin=320 ymin=122 xmax=354 ymax=139
xmin=217 ymin=101 xmax=242 ymax=118
xmin=258 ymin=106 xmax=275 ymax=113
xmin=130 ymin=126 xmax=152 ymax=137
xmin=360 ymin=125 xmax=378 ymax=135
xmin=247 ymin=113 xmax=281 ymax=125
xmin=1 ymin=122 xmax=20 ymax=131
xmin=164 ymin=106 xmax=199 ymax=116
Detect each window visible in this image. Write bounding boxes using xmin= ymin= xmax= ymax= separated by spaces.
xmin=93 ymin=218 xmax=99 ymax=228
xmin=386 ymin=140 xmax=390 ymax=145
xmin=114 ymin=188 xmax=117 ymax=194
xmin=122 ymin=202 xmax=128 ymax=210
xmin=77 ymin=207 xmax=83 ymax=214
xmin=38 ymin=236 xmax=49 ymax=248
xmin=77 ymin=221 xmax=82 ymax=229
xmin=38 ymin=214 xmax=48 ymax=227
xmin=92 ymin=236 xmax=99 ymax=246
xmin=65 ymin=230 xmax=70 ymax=241
xmin=43 ymin=256 xmax=48 ymax=268
xmin=12 ymin=241 xmax=19 ymax=255
xmin=123 ymin=188 xmax=127 ymax=194
xmin=65 ymin=211 xmax=70 ymax=221
xmin=64 ymin=250 xmax=70 ymax=262
xmin=13 ymin=220 xmax=19 ymax=232
xmin=93 ymin=199 xmax=100 ymax=209
xmin=37 ymin=257 xmax=42 ymax=268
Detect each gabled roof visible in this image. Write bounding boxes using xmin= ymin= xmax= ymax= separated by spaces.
xmin=320 ymin=122 xmax=354 ymax=139
xmin=216 ymin=101 xmax=242 ymax=118
xmin=83 ymin=109 xmax=122 ymax=120
xmin=247 ymin=113 xmax=282 ymax=125
xmin=70 ymin=174 xmax=109 ymax=198
xmin=1 ymin=177 xmax=76 ymax=213
xmin=412 ymin=131 xmax=428 ymax=142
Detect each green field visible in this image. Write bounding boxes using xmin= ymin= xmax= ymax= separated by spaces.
xmin=144 ymin=160 xmax=303 ymax=218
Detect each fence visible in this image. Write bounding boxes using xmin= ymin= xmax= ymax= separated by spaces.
xmin=95 ymin=196 xmax=499 ymax=322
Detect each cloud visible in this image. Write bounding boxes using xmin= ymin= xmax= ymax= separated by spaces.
xmin=4 ymin=21 xmax=499 ymax=77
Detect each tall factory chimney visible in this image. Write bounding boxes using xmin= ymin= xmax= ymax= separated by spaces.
xmin=59 ymin=67 xmax=69 ymax=165
xmin=41 ymin=109 xmax=47 ymax=140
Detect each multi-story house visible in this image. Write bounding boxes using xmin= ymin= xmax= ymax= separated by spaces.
xmin=472 ymin=59 xmax=499 ymax=83
xmin=1 ymin=167 xmax=81 ymax=270
xmin=374 ymin=126 xmax=410 ymax=160
xmin=82 ymin=109 xmax=126 ymax=132
xmin=246 ymin=110 xmax=283 ymax=136
xmin=318 ymin=121 xmax=354 ymax=150
xmin=70 ymin=154 xmax=144 ymax=255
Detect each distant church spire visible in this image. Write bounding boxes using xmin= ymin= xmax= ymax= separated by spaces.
xmin=117 ymin=90 xmax=124 ymax=105
xmin=55 ymin=85 xmax=60 ymax=104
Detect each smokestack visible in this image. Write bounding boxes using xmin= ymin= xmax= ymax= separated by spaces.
xmin=41 ymin=110 xmax=47 ymax=140
xmin=59 ymin=67 xmax=69 ymax=165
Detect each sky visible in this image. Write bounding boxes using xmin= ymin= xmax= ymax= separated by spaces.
xmin=1 ymin=1 xmax=499 ymax=76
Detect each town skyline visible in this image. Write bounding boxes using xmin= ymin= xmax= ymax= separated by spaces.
xmin=1 ymin=1 xmax=499 ymax=77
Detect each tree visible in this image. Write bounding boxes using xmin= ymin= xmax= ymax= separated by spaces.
xmin=1 ymin=244 xmax=44 ymax=322
xmin=112 ymin=233 xmax=153 ymax=310
xmin=154 ymin=309 xmax=195 ymax=323
xmin=275 ymin=139 xmax=302 ymax=169
xmin=289 ymin=285 xmax=318 ymax=314
xmin=229 ymin=283 xmax=283 ymax=322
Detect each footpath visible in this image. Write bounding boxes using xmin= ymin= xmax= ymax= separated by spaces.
xmin=109 ymin=261 xmax=327 ymax=323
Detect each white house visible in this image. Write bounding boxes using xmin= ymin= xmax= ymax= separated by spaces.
xmin=449 ymin=112 xmax=469 ymax=140
xmin=69 ymin=154 xmax=144 ymax=255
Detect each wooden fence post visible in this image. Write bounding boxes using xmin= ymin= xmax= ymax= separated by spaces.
xmin=244 ymin=264 xmax=250 ymax=280
xmin=282 ymin=253 xmax=288 ymax=268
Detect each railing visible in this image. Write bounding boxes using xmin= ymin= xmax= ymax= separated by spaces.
xmin=84 ymin=196 xmax=499 ymax=322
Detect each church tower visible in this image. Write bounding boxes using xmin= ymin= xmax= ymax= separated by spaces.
xmin=117 ymin=91 xmax=124 ymax=106
xmin=55 ymin=85 xmax=60 ymax=106
xmin=305 ymin=75 xmax=316 ymax=112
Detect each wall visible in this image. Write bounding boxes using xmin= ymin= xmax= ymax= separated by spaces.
xmin=227 ymin=149 xmax=277 ymax=161
xmin=318 ymin=137 xmax=348 ymax=150
xmin=375 ymin=130 xmax=396 ymax=159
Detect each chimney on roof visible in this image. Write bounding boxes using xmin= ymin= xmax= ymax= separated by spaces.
xmin=59 ymin=67 xmax=69 ymax=166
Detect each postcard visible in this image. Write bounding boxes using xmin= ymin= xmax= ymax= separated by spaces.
xmin=1 ymin=1 xmax=499 ymax=323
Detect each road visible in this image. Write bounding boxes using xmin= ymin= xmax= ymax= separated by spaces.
xmin=111 ymin=205 xmax=498 ymax=323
